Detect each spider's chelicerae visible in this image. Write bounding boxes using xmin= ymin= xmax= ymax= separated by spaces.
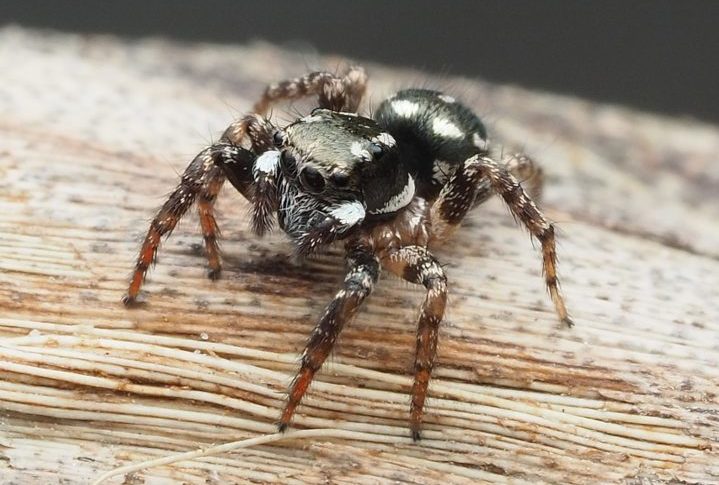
xmin=124 ymin=66 xmax=572 ymax=440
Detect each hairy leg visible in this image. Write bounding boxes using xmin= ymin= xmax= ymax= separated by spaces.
xmin=381 ymin=246 xmax=448 ymax=440
xmin=279 ymin=242 xmax=379 ymax=431
xmin=197 ymin=165 xmax=225 ymax=280
xmin=123 ymin=116 xmax=267 ymax=305
xmin=475 ymin=155 xmax=572 ymax=326
xmin=474 ymin=152 xmax=544 ymax=207
xmin=253 ymin=66 xmax=368 ymax=115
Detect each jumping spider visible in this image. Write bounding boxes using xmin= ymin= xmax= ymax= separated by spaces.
xmin=124 ymin=66 xmax=572 ymax=440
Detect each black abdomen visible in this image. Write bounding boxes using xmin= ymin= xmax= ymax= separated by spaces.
xmin=374 ymin=89 xmax=488 ymax=196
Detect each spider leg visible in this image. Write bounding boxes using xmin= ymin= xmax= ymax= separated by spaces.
xmin=279 ymin=242 xmax=379 ymax=431
xmin=196 ymin=164 xmax=225 ymax=280
xmin=475 ymin=155 xmax=572 ymax=326
xmin=253 ymin=66 xmax=367 ymax=115
xmin=474 ymin=152 xmax=544 ymax=207
xmin=123 ymin=115 xmax=271 ymax=305
xmin=381 ymin=246 xmax=448 ymax=441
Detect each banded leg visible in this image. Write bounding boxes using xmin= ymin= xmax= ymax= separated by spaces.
xmin=124 ymin=148 xmax=215 ymax=305
xmin=279 ymin=243 xmax=379 ymax=431
xmin=197 ymin=165 xmax=225 ymax=280
xmin=253 ymin=66 xmax=368 ymax=115
xmin=429 ymin=157 xmax=486 ymax=243
xmin=124 ymin=118 xmax=263 ymax=305
xmin=220 ymin=114 xmax=280 ymax=236
xmin=382 ymin=246 xmax=448 ymax=440
xmin=474 ymin=152 xmax=544 ymax=207
xmin=475 ymin=155 xmax=572 ymax=326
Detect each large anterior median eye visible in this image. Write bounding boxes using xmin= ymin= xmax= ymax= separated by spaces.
xmin=299 ymin=165 xmax=326 ymax=193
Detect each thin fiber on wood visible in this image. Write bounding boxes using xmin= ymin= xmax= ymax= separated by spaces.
xmin=0 ymin=27 xmax=717 ymax=484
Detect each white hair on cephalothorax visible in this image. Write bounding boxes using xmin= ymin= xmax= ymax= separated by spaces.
xmin=300 ymin=114 xmax=325 ymax=123
xmin=438 ymin=94 xmax=456 ymax=103
xmin=373 ymin=132 xmax=396 ymax=147
xmin=350 ymin=141 xmax=372 ymax=161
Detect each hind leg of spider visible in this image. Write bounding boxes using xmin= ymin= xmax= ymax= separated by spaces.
xmin=474 ymin=155 xmax=572 ymax=326
xmin=279 ymin=243 xmax=379 ymax=431
xmin=253 ymin=65 xmax=367 ymax=115
xmin=473 ymin=152 xmax=544 ymax=207
xmin=123 ymin=140 xmax=256 ymax=306
xmin=381 ymin=246 xmax=447 ymax=441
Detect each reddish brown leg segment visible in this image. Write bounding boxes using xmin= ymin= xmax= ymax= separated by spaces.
xmin=123 ymin=149 xmax=213 ymax=305
xmin=124 ymin=116 xmax=265 ymax=305
xmin=197 ymin=165 xmax=225 ymax=279
xmin=279 ymin=244 xmax=379 ymax=431
xmin=475 ymin=155 xmax=572 ymax=326
xmin=382 ymin=246 xmax=448 ymax=441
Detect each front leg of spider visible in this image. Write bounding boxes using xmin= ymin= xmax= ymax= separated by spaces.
xmin=382 ymin=246 xmax=448 ymax=441
xmin=279 ymin=243 xmax=379 ymax=432
xmin=124 ymin=66 xmax=366 ymax=304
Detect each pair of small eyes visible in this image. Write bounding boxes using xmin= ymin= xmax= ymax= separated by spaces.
xmin=274 ymin=132 xmax=350 ymax=193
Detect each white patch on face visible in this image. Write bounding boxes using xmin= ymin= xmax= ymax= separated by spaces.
xmin=350 ymin=141 xmax=371 ymax=161
xmin=438 ymin=94 xmax=456 ymax=103
xmin=373 ymin=132 xmax=396 ymax=147
xmin=371 ymin=175 xmax=416 ymax=215
xmin=391 ymin=99 xmax=420 ymax=118
xmin=432 ymin=117 xmax=464 ymax=139
xmin=329 ymin=200 xmax=365 ymax=226
xmin=472 ymin=132 xmax=488 ymax=150
xmin=254 ymin=150 xmax=280 ymax=175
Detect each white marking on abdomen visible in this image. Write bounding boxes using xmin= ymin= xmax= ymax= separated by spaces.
xmin=472 ymin=132 xmax=488 ymax=150
xmin=438 ymin=94 xmax=456 ymax=103
xmin=432 ymin=117 xmax=464 ymax=139
xmin=391 ymin=99 xmax=420 ymax=118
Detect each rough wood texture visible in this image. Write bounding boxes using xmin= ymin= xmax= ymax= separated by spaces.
xmin=1 ymin=27 xmax=718 ymax=484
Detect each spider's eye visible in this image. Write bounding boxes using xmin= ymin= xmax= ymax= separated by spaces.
xmin=279 ymin=150 xmax=297 ymax=177
xmin=273 ymin=131 xmax=287 ymax=147
xmin=330 ymin=171 xmax=350 ymax=188
xmin=299 ymin=165 xmax=326 ymax=193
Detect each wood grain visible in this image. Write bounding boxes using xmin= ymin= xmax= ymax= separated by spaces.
xmin=0 ymin=27 xmax=717 ymax=484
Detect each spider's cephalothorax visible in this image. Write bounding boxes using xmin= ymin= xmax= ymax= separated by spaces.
xmin=124 ymin=66 xmax=572 ymax=440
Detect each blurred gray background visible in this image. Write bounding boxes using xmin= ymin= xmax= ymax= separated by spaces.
xmin=3 ymin=0 xmax=717 ymax=123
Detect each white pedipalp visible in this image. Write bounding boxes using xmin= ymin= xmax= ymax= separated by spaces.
xmin=329 ymin=200 xmax=366 ymax=226
xmin=254 ymin=150 xmax=280 ymax=175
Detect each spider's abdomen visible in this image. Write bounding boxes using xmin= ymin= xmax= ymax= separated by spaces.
xmin=375 ymin=89 xmax=488 ymax=196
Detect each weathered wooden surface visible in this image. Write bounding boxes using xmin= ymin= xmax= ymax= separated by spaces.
xmin=1 ymin=27 xmax=718 ymax=484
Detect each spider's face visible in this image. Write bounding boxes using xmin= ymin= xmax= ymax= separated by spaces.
xmin=277 ymin=109 xmax=414 ymax=216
